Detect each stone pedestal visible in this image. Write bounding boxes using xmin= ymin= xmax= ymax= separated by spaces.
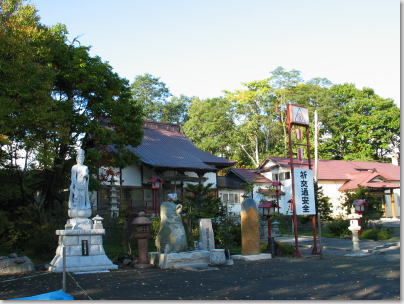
xmin=149 ymin=249 xmax=227 ymax=269
xmin=48 ymin=228 xmax=117 ymax=273
xmin=231 ymin=253 xmax=272 ymax=261
xmin=209 ymin=249 xmax=226 ymax=265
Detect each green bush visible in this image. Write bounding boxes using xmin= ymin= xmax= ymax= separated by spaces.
xmin=324 ymin=218 xmax=350 ymax=238
xmin=360 ymin=228 xmax=390 ymax=241
xmin=214 ymin=216 xmax=241 ymax=250
xmin=276 ymin=242 xmax=295 ymax=256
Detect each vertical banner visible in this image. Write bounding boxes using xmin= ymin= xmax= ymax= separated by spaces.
xmin=293 ymin=168 xmax=316 ymax=215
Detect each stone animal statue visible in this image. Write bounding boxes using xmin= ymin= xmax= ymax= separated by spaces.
xmin=155 ymin=201 xmax=188 ymax=253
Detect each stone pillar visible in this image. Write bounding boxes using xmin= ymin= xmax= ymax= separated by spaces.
xmin=352 ymin=230 xmax=360 ymax=252
xmin=199 ymin=218 xmax=215 ymax=250
xmin=110 ymin=186 xmax=120 ymax=218
xmin=240 ymin=198 xmax=260 ymax=255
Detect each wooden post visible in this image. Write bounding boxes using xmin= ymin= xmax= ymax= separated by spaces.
xmin=288 ymin=123 xmax=302 ymax=258
xmin=390 ymin=189 xmax=397 ymax=218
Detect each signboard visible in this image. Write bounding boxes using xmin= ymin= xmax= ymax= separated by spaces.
xmin=287 ymin=104 xmax=309 ymax=125
xmin=293 ymin=168 xmax=316 ymax=215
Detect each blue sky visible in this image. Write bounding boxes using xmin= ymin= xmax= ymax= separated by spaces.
xmin=30 ymin=0 xmax=400 ymax=104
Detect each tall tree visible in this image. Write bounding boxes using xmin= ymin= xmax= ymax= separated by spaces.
xmin=269 ymin=67 xmax=304 ymax=151
xmin=130 ymin=73 xmax=171 ymax=121
xmin=225 ymin=79 xmax=280 ymax=167
xmin=0 ymin=0 xmax=144 ymax=209
xmin=319 ymin=84 xmax=400 ymax=160
xmin=160 ymin=95 xmax=193 ymax=124
xmin=183 ymin=97 xmax=235 ymax=159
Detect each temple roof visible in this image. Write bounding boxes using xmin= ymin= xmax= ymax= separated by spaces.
xmin=126 ymin=121 xmax=235 ymax=171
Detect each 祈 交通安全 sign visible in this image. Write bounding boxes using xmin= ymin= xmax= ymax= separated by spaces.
xmin=293 ymin=168 xmax=316 ymax=215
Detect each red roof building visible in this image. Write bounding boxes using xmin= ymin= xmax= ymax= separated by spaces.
xmin=258 ymin=157 xmax=400 ymax=218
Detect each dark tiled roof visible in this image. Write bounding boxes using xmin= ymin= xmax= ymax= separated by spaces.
xmin=126 ymin=122 xmax=235 ymax=171
xmin=230 ymin=168 xmax=271 ymax=184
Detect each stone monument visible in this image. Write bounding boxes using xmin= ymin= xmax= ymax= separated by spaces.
xmin=232 ymin=198 xmax=271 ymax=261
xmin=241 ymin=198 xmax=260 ymax=255
xmin=48 ymin=149 xmax=117 ymax=273
xmin=155 ymin=193 xmax=188 ymax=253
xmin=150 ymin=193 xmax=227 ymax=270
xmin=199 ymin=218 xmax=215 ymax=250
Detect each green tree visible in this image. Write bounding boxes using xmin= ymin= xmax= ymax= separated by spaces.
xmin=319 ymin=84 xmax=400 ymax=161
xmin=225 ymin=79 xmax=281 ymax=167
xmin=180 ymin=183 xmax=225 ymax=245
xmin=343 ymin=186 xmax=384 ymax=228
xmin=183 ymin=97 xmax=235 ymax=159
xmin=0 ymin=0 xmax=144 ymax=208
xmin=314 ymin=182 xmax=332 ymax=221
xmin=160 ymin=95 xmax=193 ymax=124
xmin=130 ymin=73 xmax=171 ymax=121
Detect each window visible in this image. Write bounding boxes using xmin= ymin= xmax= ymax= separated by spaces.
xmin=273 ymin=173 xmax=279 ymax=181
xmin=220 ymin=192 xmax=239 ymax=205
xmin=277 ymin=172 xmax=291 ymax=181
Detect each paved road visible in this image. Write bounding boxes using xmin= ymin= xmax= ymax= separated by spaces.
xmin=1 ymin=240 xmax=400 ymax=300
xmin=276 ymin=235 xmax=400 ymax=256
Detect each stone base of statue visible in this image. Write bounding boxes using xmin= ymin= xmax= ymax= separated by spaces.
xmin=48 ymin=216 xmax=117 ymax=273
xmin=231 ymin=253 xmax=272 ymax=261
xmin=149 ymin=249 xmax=227 ymax=270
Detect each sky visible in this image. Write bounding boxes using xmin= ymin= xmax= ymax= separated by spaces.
xmin=29 ymin=0 xmax=400 ymax=105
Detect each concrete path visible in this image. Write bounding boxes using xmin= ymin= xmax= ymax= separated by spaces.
xmin=275 ymin=235 xmax=400 ymax=256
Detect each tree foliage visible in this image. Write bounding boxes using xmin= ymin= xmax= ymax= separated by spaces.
xmin=0 ymin=0 xmax=144 ymax=254
xmin=130 ymin=73 xmax=193 ymax=124
xmin=183 ymin=66 xmax=399 ymax=167
xmin=183 ymin=97 xmax=236 ymax=159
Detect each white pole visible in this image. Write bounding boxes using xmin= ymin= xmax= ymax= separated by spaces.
xmin=314 ymin=110 xmax=318 ymax=181
xmin=314 ymin=110 xmax=323 ymax=257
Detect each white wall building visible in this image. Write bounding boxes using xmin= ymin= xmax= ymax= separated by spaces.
xmin=257 ymin=157 xmax=400 ymax=219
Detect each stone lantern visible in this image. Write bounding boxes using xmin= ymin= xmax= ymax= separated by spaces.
xmin=258 ymin=201 xmax=280 ymax=256
xmin=130 ymin=211 xmax=152 ymax=268
xmin=345 ymin=207 xmax=368 ymax=256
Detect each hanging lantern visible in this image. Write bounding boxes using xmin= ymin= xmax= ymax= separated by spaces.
xmin=297 ymin=147 xmax=304 ymax=161
xmin=295 ymin=128 xmax=302 ymax=141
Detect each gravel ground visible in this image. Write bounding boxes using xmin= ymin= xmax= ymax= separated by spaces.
xmin=1 ymin=250 xmax=400 ymax=301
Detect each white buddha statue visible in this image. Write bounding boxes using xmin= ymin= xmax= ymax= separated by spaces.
xmin=66 ymin=148 xmax=92 ymax=229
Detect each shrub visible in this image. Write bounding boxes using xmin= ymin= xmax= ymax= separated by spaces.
xmin=360 ymin=228 xmax=390 ymax=241
xmin=275 ymin=242 xmax=295 ymax=256
xmin=214 ymin=216 xmax=241 ymax=250
xmin=324 ymin=218 xmax=350 ymax=238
